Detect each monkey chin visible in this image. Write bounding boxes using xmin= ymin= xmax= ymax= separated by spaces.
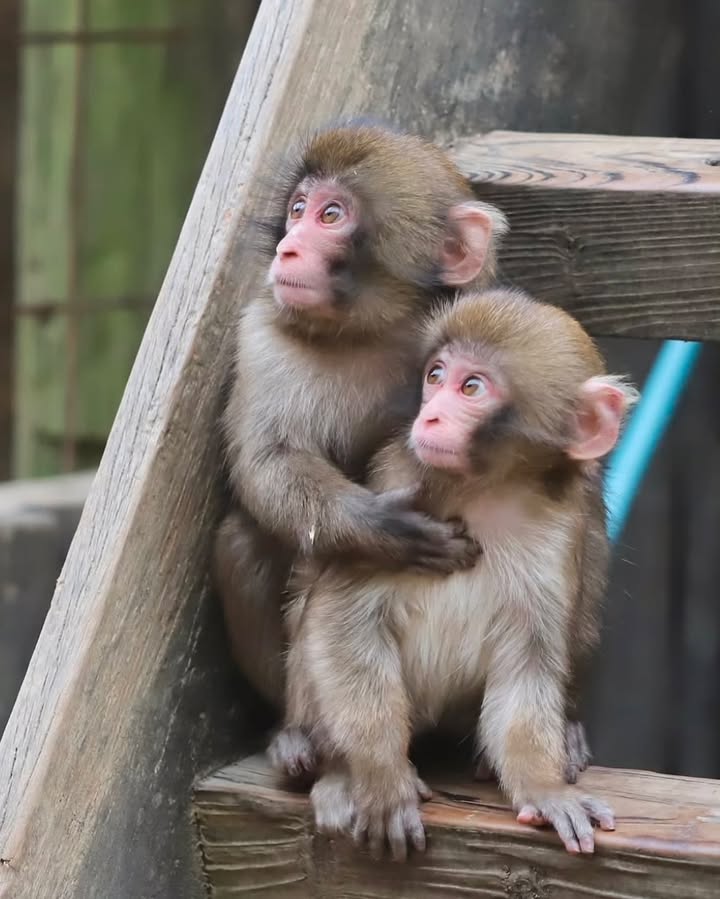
xmin=411 ymin=439 xmax=467 ymax=473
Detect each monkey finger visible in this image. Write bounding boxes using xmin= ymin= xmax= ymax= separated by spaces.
xmin=413 ymin=774 xmax=433 ymax=802
xmin=387 ymin=812 xmax=409 ymax=862
xmin=516 ymin=804 xmax=547 ymax=827
xmin=404 ymin=807 xmax=427 ymax=854
xmin=352 ymin=812 xmax=370 ymax=846
xmin=368 ymin=816 xmax=386 ymax=860
xmin=564 ymin=802 xmax=595 ymax=853
xmin=544 ymin=807 xmax=582 ymax=854
xmin=581 ymin=796 xmax=615 ymax=831
xmin=564 ymin=763 xmax=580 ymax=785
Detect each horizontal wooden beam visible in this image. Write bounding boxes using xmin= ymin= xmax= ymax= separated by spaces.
xmin=450 ymin=131 xmax=720 ymax=342
xmin=194 ymin=754 xmax=720 ymax=899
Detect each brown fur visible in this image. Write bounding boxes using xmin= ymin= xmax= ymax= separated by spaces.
xmin=213 ymin=125 xmax=507 ymax=706
xmin=283 ymin=288 xmax=636 ymax=858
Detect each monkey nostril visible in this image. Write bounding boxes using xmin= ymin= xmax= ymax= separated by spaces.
xmin=280 ymin=249 xmax=299 ymax=260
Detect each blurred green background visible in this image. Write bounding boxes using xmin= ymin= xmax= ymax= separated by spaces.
xmin=3 ymin=0 xmax=259 ymax=478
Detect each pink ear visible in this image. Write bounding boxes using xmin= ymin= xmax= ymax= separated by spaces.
xmin=441 ymin=203 xmax=495 ymax=286
xmin=567 ymin=377 xmax=633 ymax=461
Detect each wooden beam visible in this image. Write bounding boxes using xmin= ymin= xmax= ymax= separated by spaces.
xmin=450 ymin=131 xmax=720 ymax=342
xmin=194 ymin=754 xmax=720 ymax=899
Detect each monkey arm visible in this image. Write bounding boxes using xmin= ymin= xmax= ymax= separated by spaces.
xmin=233 ymin=440 xmax=476 ymax=571
xmin=478 ymin=584 xmax=614 ymax=854
xmin=479 ymin=624 xmax=568 ymax=807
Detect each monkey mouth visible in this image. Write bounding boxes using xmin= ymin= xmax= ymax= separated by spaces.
xmin=412 ymin=439 xmax=460 ymax=458
xmin=275 ymin=276 xmax=313 ymax=290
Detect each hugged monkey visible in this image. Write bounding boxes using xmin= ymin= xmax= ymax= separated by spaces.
xmin=283 ymin=288 xmax=637 ymax=859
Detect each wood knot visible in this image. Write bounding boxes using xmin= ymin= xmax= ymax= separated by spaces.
xmin=503 ymin=866 xmax=548 ymax=898
xmin=706 ymin=157 xmax=720 ymax=167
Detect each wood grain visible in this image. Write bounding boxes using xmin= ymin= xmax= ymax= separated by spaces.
xmin=450 ymin=131 xmax=720 ymax=341
xmin=194 ymin=754 xmax=720 ymax=899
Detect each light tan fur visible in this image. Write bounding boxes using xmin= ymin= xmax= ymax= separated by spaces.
xmin=214 ymin=125 xmax=507 ymax=708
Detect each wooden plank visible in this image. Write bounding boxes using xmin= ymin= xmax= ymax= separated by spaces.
xmin=450 ymin=131 xmax=720 ymax=342
xmin=194 ymin=754 xmax=720 ymax=899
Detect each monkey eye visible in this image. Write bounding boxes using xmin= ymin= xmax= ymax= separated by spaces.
xmin=426 ymin=363 xmax=445 ymax=385
xmin=461 ymin=375 xmax=488 ymax=397
xmin=321 ymin=202 xmax=344 ymax=224
xmin=289 ymin=198 xmax=306 ymax=219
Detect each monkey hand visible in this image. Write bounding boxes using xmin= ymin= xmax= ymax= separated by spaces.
xmin=350 ymin=767 xmax=431 ymax=861
xmin=267 ymin=725 xmax=317 ymax=783
xmin=516 ymin=790 xmax=615 ymax=854
xmin=312 ymin=767 xmax=431 ymax=844
xmin=370 ymin=487 xmax=480 ymax=574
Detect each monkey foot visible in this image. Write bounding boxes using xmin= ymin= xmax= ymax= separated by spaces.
xmin=564 ymin=720 xmax=592 ymax=784
xmin=311 ymin=771 xmax=355 ymax=834
xmin=267 ymin=726 xmax=317 ymax=783
xmin=516 ymin=794 xmax=615 ymax=854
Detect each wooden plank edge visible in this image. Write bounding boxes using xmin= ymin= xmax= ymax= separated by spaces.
xmin=194 ymin=756 xmax=720 ymax=865
xmin=449 ymin=130 xmax=720 ymax=193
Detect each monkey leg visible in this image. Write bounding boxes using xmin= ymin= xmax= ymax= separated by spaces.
xmin=267 ymin=603 xmax=319 ymax=783
xmin=303 ymin=591 xmax=428 ymax=861
xmin=479 ymin=641 xmax=615 ymax=855
xmin=213 ymin=509 xmax=289 ymax=707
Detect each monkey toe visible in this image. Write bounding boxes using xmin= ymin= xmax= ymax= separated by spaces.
xmin=267 ymin=726 xmax=317 ymax=782
xmin=519 ymin=796 xmax=607 ymax=854
xmin=581 ymin=796 xmax=615 ymax=831
xmin=564 ymin=721 xmax=592 ymax=784
xmin=311 ymin=773 xmax=355 ymax=834
xmin=413 ymin=773 xmax=433 ymax=801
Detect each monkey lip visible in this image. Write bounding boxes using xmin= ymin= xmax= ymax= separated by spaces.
xmin=275 ymin=276 xmax=313 ymax=290
xmin=273 ymin=278 xmax=327 ymax=308
xmin=412 ymin=439 xmax=463 ymax=467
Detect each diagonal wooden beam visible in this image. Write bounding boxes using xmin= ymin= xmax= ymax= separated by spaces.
xmin=450 ymin=131 xmax=720 ymax=341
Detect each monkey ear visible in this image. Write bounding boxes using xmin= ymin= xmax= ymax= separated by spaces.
xmin=567 ymin=376 xmax=639 ymax=461
xmin=441 ymin=203 xmax=497 ymax=286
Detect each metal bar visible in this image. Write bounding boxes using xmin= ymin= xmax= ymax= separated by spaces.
xmin=604 ymin=340 xmax=702 ymax=543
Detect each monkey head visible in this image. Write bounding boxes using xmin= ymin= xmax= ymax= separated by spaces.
xmin=264 ymin=125 xmax=508 ymax=336
xmin=410 ymin=289 xmax=639 ymax=480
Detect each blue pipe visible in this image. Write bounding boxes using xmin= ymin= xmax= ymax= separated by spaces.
xmin=604 ymin=340 xmax=702 ymax=544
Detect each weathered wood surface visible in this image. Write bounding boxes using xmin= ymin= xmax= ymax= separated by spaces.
xmin=0 ymin=472 xmax=93 ymax=736
xmin=451 ymin=131 xmax=720 ymax=341
xmin=5 ymin=2 xmax=687 ymax=897
xmin=195 ymin=754 xmax=720 ymax=899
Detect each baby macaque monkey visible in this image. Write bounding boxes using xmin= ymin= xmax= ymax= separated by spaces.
xmin=215 ymin=124 xmax=507 ymax=707
xmin=285 ymin=288 xmax=638 ymax=859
